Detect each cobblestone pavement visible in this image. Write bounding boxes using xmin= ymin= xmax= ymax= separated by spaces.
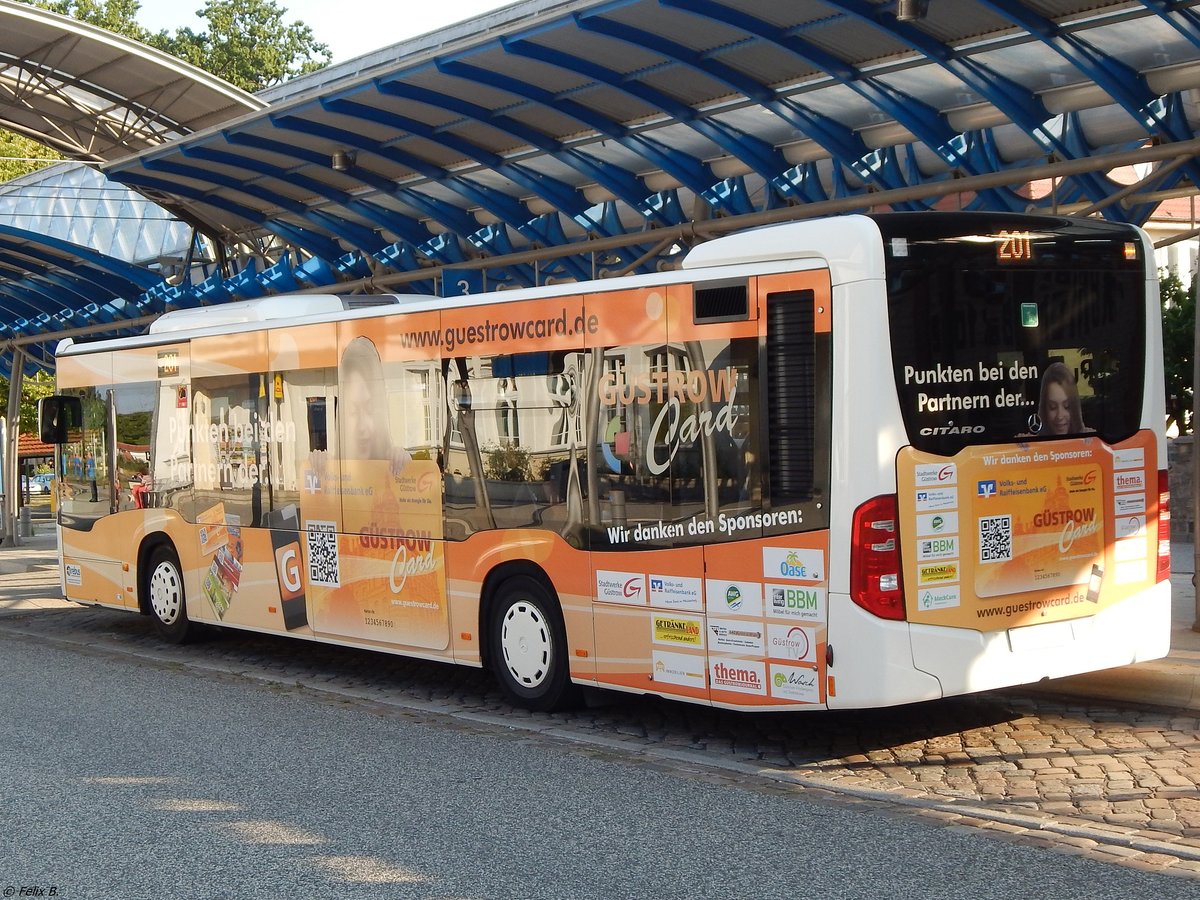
xmin=3 ymin=562 xmax=1200 ymax=879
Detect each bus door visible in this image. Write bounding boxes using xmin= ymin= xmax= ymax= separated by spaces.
xmin=697 ymin=271 xmax=833 ymax=709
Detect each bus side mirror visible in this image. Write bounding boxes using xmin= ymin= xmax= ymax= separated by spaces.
xmin=38 ymin=395 xmax=83 ymax=444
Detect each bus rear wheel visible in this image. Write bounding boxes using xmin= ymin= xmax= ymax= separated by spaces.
xmin=488 ymin=575 xmax=575 ymax=712
xmin=145 ymin=545 xmax=193 ymax=644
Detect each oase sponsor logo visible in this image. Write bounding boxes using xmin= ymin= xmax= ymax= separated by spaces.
xmin=768 ymin=586 xmax=824 ymax=622
xmin=652 ymin=615 xmax=705 ymax=648
xmin=710 ymin=659 xmax=766 ymax=696
xmin=769 ymin=663 xmax=820 ymax=703
xmin=596 ymin=570 xmax=645 ymax=603
xmin=762 ymin=547 xmax=824 ymax=582
xmin=767 ymin=623 xmax=816 ymax=663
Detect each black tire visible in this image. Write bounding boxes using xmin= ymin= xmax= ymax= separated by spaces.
xmin=488 ymin=574 xmax=577 ymax=712
xmin=144 ymin=545 xmax=193 ymax=644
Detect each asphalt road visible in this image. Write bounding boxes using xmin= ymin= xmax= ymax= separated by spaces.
xmin=1 ymin=634 xmax=1198 ymax=899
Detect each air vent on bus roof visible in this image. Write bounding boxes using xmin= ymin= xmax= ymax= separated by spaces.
xmin=694 ymin=280 xmax=749 ymax=323
xmin=342 ymin=296 xmax=401 ymax=310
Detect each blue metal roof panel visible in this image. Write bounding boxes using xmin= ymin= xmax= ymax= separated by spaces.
xmin=3 ymin=0 xmax=1199 ymax=355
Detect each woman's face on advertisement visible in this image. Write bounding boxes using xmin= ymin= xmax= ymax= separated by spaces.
xmin=1044 ymin=381 xmax=1073 ymax=435
xmin=342 ymin=369 xmax=378 ymax=457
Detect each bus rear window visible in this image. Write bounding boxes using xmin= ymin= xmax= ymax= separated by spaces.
xmin=882 ymin=215 xmax=1146 ymax=456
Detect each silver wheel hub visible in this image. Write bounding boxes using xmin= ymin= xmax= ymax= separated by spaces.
xmin=501 ymin=601 xmax=551 ymax=688
xmin=149 ymin=561 xmax=182 ymax=625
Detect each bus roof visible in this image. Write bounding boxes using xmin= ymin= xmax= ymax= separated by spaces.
xmin=56 ymin=215 xmax=891 ymax=358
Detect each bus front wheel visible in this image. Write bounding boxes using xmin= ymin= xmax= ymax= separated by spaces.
xmin=488 ymin=575 xmax=575 ymax=712
xmin=145 ymin=545 xmax=192 ymax=644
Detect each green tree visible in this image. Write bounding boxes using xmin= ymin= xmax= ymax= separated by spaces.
xmin=0 ymin=370 xmax=55 ymax=435
xmin=38 ymin=0 xmax=150 ymax=39
xmin=1161 ymin=268 xmax=1195 ymax=435
xmin=0 ymin=132 xmax=61 ymax=183
xmin=13 ymin=0 xmax=331 ymax=111
xmin=146 ymin=0 xmax=330 ymax=92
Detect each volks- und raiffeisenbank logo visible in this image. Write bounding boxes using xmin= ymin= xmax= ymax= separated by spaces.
xmin=977 ymin=480 xmax=997 ymax=499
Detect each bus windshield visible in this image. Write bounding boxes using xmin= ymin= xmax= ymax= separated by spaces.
xmin=881 ymin=213 xmax=1147 ymax=457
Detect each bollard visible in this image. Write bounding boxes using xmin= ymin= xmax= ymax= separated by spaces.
xmin=18 ymin=505 xmax=31 ymax=538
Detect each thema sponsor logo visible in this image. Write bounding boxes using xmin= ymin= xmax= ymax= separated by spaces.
xmin=1114 ymin=471 xmax=1145 ymax=492
xmin=711 ymin=660 xmax=765 ymax=695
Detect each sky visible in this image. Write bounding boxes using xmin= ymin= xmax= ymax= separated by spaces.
xmin=134 ymin=0 xmax=517 ymax=64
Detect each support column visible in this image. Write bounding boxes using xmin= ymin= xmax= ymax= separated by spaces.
xmin=3 ymin=348 xmax=25 ymax=547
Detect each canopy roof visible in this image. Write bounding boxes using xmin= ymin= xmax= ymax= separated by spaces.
xmin=0 ymin=0 xmax=262 ymax=161
xmin=3 ymin=0 xmax=1200 ymax=370
xmin=105 ymin=0 xmax=1200 ymax=265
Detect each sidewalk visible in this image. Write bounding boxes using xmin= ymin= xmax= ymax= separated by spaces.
xmin=1028 ymin=543 xmax=1200 ymax=710
xmin=2 ymin=528 xmax=1200 ymax=709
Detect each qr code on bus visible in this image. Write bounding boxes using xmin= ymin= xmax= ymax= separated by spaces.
xmin=978 ymin=515 xmax=1012 ymax=564
xmin=305 ymin=519 xmax=340 ymax=587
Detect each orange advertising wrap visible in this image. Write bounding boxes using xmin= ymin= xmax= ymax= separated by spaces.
xmin=44 ymin=212 xmax=1169 ymax=713
xmin=305 ymin=458 xmax=449 ymax=650
xmin=898 ymin=430 xmax=1158 ymax=630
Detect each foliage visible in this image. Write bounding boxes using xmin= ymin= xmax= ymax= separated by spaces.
xmin=148 ymin=0 xmax=331 ymax=92
xmin=39 ymin=0 xmax=149 ymax=38
xmin=19 ymin=0 xmax=331 ymax=95
xmin=3 ymin=0 xmax=330 ymax=176
xmin=0 ymin=132 xmax=62 ymax=182
xmin=484 ymin=444 xmax=532 ymax=482
xmin=1161 ymin=269 xmax=1195 ymax=435
xmin=0 ymin=370 xmax=55 ymax=435
xmin=116 ymin=410 xmax=152 ymax=445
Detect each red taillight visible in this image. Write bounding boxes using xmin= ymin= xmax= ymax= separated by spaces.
xmin=850 ymin=494 xmax=906 ymax=620
xmin=1157 ymin=469 xmax=1171 ymax=584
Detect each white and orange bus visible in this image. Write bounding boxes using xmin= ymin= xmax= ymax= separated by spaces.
xmin=39 ymin=212 xmax=1170 ymax=711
